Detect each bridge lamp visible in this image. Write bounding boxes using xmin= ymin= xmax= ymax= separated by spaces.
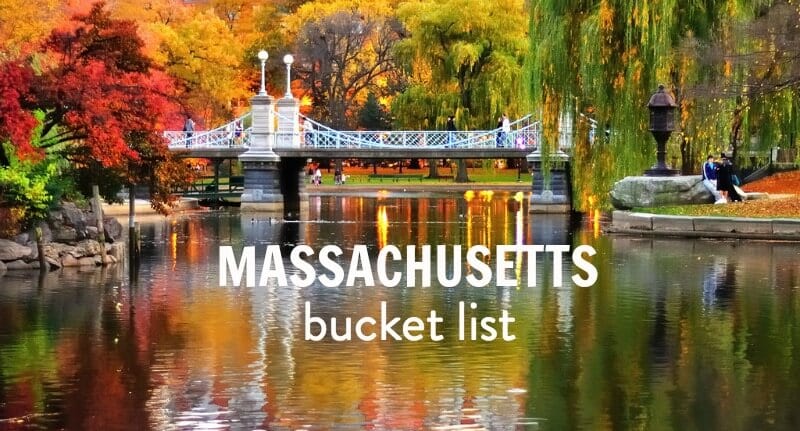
xmin=283 ymin=54 xmax=294 ymax=98
xmin=644 ymin=84 xmax=680 ymax=176
xmin=257 ymin=50 xmax=268 ymax=96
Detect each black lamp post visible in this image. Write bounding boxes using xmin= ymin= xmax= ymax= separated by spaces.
xmin=644 ymin=85 xmax=680 ymax=176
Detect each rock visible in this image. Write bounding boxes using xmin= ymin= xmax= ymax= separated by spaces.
xmin=103 ymin=217 xmax=123 ymax=242
xmin=0 ymin=239 xmax=32 ymax=262
xmin=54 ymin=226 xmax=78 ymax=243
xmin=60 ymin=202 xmax=86 ymax=227
xmin=78 ymin=256 xmax=97 ymax=266
xmin=102 ymin=255 xmax=117 ymax=265
xmin=609 ymin=175 xmax=714 ymax=210
xmin=44 ymin=243 xmax=75 ymax=259
xmin=45 ymin=256 xmax=62 ymax=270
xmin=13 ymin=232 xmax=29 ymax=245
xmin=87 ymin=226 xmax=99 ymax=240
xmin=107 ymin=242 xmax=126 ymax=261
xmin=24 ymin=245 xmax=39 ymax=262
xmin=60 ymin=202 xmax=88 ymax=240
xmin=48 ymin=210 xmax=63 ymax=224
xmin=61 ymin=254 xmax=80 ymax=267
xmin=70 ymin=240 xmax=102 ymax=258
xmin=0 ymin=260 xmax=6 ymax=275
xmin=5 ymin=259 xmax=37 ymax=270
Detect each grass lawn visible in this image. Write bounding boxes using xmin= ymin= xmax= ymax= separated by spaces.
xmin=634 ymin=196 xmax=800 ymax=218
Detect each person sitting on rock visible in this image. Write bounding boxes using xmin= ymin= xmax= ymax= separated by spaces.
xmin=701 ymin=154 xmax=724 ymax=203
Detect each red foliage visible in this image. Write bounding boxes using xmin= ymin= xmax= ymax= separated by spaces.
xmin=0 ymin=62 xmax=38 ymax=159
xmin=30 ymin=2 xmax=183 ymax=171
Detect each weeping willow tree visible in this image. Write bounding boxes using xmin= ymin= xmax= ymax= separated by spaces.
xmin=526 ymin=0 xmax=780 ymax=210
xmin=392 ymin=0 xmax=528 ymax=130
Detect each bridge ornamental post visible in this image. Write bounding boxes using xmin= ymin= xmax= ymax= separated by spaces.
xmin=239 ymin=94 xmax=284 ymax=212
xmin=275 ymin=97 xmax=300 ymax=149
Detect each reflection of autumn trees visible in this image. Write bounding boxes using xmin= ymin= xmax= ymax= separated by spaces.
xmin=3 ymin=205 xmax=800 ymax=429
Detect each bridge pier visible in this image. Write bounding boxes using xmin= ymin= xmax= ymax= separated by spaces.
xmin=240 ymin=94 xmax=284 ymax=212
xmin=279 ymin=157 xmax=308 ymax=219
xmin=527 ymin=149 xmax=572 ymax=213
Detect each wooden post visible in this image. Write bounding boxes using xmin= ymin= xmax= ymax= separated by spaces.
xmin=35 ymin=226 xmax=47 ymax=271
xmin=128 ymin=184 xmax=137 ymax=264
xmin=92 ymin=185 xmax=108 ymax=264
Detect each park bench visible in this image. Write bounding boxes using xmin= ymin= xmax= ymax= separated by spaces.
xmin=367 ymin=174 xmax=425 ymax=182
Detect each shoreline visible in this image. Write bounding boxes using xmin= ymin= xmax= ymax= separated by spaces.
xmin=608 ymin=210 xmax=800 ymax=241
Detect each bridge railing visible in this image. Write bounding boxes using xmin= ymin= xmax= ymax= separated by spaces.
xmin=298 ymin=113 xmax=540 ymax=150
xmin=166 ymin=113 xmax=251 ymax=150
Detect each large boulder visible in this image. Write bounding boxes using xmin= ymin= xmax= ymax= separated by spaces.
xmin=103 ymin=217 xmax=123 ymax=242
xmin=56 ymin=202 xmax=88 ymax=240
xmin=610 ymin=175 xmax=714 ymax=210
xmin=0 ymin=239 xmax=32 ymax=262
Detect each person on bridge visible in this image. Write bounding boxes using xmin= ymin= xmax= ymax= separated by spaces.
xmin=303 ymin=119 xmax=314 ymax=146
xmin=234 ymin=119 xmax=243 ymax=146
xmin=446 ymin=115 xmax=456 ymax=147
xmin=502 ymin=114 xmax=511 ymax=147
xmin=183 ymin=116 xmax=195 ymax=148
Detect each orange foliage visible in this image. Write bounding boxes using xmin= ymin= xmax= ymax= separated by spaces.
xmin=743 ymin=170 xmax=800 ymax=195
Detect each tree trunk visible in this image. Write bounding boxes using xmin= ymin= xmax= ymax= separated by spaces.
xmin=454 ymin=159 xmax=470 ymax=182
xmin=427 ymin=159 xmax=439 ymax=178
xmin=730 ymin=106 xmax=744 ymax=165
xmin=680 ymin=135 xmax=692 ymax=175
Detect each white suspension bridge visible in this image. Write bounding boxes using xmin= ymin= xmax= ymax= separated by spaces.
xmin=164 ymin=112 xmax=542 ymax=158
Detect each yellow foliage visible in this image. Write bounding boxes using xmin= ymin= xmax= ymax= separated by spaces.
xmin=598 ymin=0 xmax=614 ymax=33
xmin=0 ymin=0 xmax=60 ymax=60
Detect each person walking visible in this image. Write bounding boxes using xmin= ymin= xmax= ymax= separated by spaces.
xmin=446 ymin=115 xmax=456 ymax=147
xmin=495 ymin=116 xmax=504 ymax=148
xmin=183 ymin=116 xmax=195 ymax=148
xmin=303 ymin=119 xmax=314 ymax=146
xmin=502 ymin=113 xmax=511 ymax=147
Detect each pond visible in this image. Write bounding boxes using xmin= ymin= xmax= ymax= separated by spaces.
xmin=1 ymin=192 xmax=799 ymax=430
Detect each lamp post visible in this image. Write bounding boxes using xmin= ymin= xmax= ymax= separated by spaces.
xmin=257 ymin=50 xmax=268 ymax=95
xmin=283 ymin=54 xmax=294 ymax=98
xmin=644 ymin=84 xmax=680 ymax=176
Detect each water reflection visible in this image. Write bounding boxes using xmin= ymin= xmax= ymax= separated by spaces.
xmin=0 ymin=194 xmax=799 ymax=430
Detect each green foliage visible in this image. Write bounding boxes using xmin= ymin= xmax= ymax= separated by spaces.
xmin=358 ymin=93 xmax=392 ymax=130
xmin=0 ymin=163 xmax=53 ymax=229
xmin=393 ymin=0 xmax=528 ymax=130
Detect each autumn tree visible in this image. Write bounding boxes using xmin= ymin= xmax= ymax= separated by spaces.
xmin=286 ymin=1 xmax=404 ymax=128
xmin=526 ymin=0 xmax=776 ymax=209
xmin=392 ymin=0 xmax=528 ymax=130
xmin=153 ymin=9 xmax=250 ymax=124
xmin=0 ymin=0 xmax=61 ymax=60
xmin=685 ymin=1 xmax=800 ymax=165
xmin=1 ymin=2 xmax=191 ymax=212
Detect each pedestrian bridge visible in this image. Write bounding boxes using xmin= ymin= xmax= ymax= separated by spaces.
xmin=164 ymin=113 xmax=541 ymax=159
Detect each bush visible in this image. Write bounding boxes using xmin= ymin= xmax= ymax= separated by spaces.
xmin=0 ymin=165 xmax=51 ymax=235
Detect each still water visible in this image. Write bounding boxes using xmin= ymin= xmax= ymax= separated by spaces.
xmin=1 ymin=192 xmax=799 ymax=430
